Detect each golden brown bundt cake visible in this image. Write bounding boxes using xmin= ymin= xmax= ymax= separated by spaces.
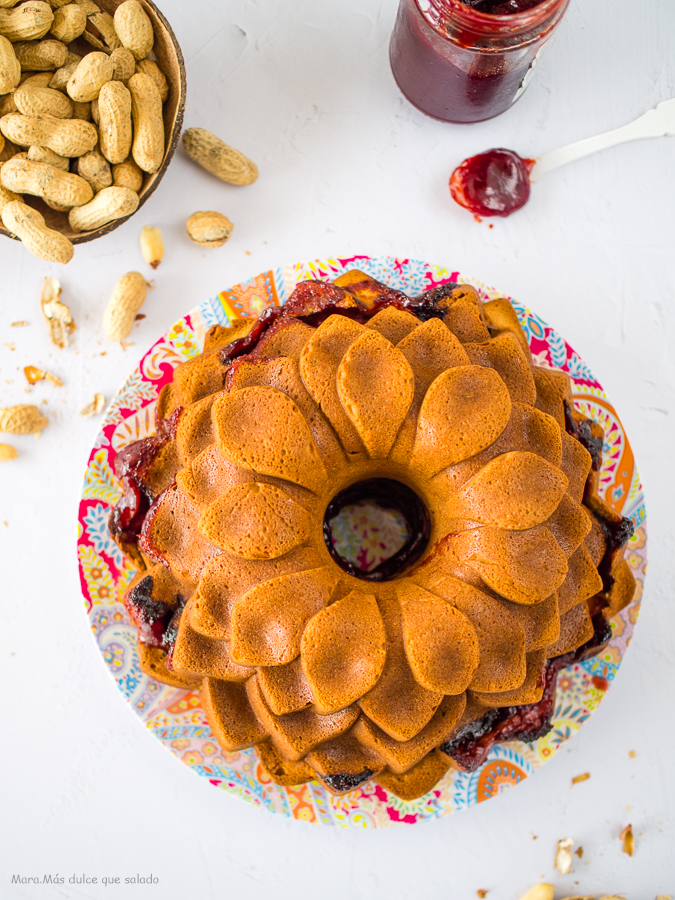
xmin=110 ymin=271 xmax=636 ymax=800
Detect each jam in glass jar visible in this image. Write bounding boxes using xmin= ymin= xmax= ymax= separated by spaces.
xmin=389 ymin=0 xmax=570 ymax=123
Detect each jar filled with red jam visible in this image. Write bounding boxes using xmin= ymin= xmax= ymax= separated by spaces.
xmin=389 ymin=0 xmax=570 ymax=123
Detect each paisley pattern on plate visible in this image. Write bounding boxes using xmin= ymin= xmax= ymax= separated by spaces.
xmin=77 ymin=256 xmax=647 ymax=827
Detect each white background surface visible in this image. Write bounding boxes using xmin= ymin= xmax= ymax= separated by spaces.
xmin=1 ymin=0 xmax=674 ymax=897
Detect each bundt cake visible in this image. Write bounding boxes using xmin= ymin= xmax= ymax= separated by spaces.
xmin=109 ymin=270 xmax=636 ymax=801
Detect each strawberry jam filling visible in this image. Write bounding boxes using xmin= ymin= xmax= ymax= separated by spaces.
xmin=450 ymin=149 xmax=535 ymax=218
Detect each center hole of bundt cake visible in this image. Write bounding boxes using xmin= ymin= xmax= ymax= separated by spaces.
xmin=323 ymin=479 xmax=430 ymax=582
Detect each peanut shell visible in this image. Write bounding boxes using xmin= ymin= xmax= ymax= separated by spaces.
xmin=0 ymin=404 xmax=49 ymax=434
xmin=103 ymin=270 xmax=147 ymax=340
xmin=182 ymin=127 xmax=258 ymax=186
xmin=113 ymin=0 xmax=152 ymax=60
xmin=2 ymin=199 xmax=73 ymax=262
xmin=128 ymin=72 xmax=163 ymax=173
xmin=186 ymin=210 xmax=233 ymax=248
xmin=68 ymin=183 xmax=138 ymax=232
xmin=98 ymin=79 xmax=132 ymax=164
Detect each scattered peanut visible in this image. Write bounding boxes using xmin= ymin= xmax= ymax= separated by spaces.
xmin=0 ymin=34 xmax=20 ymax=94
xmin=49 ymin=2 xmax=85 ymax=43
xmin=98 ymin=78 xmax=131 ymax=164
xmin=0 ymin=403 xmax=49 ymax=433
xmin=0 ymin=1 xmax=54 ymax=42
xmin=182 ymin=127 xmax=258 ymax=186
xmin=24 ymin=364 xmax=62 ymax=385
xmin=620 ymin=823 xmax=634 ymax=856
xmin=135 ymin=57 xmax=166 ymax=101
xmin=518 ymin=887 xmax=554 ymax=900
xmin=0 ymin=112 xmax=98 ymax=156
xmin=2 ymin=199 xmax=73 ymax=261
xmin=139 ymin=224 xmax=162 ymax=268
xmin=80 ymin=391 xmax=105 ymax=416
xmin=571 ymin=772 xmax=591 ymax=785
xmin=110 ymin=45 xmax=134 ymax=83
xmin=1 ymin=156 xmax=93 ymax=206
xmin=128 ymin=71 xmax=163 ymax=173
xmin=13 ymin=38 xmax=66 ymax=71
xmin=14 ymin=81 xmax=73 ymax=118
xmin=113 ymin=0 xmax=152 ymax=60
xmin=112 ymin=155 xmax=142 ymax=191
xmin=103 ymin=271 xmax=148 ymax=341
xmin=555 ymin=837 xmax=574 ymax=875
xmin=76 ymin=145 xmax=111 ymax=192
xmin=66 ymin=49 xmax=113 ymax=101
xmin=186 ymin=210 xmax=233 ymax=248
xmin=68 ymin=183 xmax=138 ymax=231
xmin=0 ymin=443 xmax=18 ymax=461
xmin=41 ymin=275 xmax=75 ymax=346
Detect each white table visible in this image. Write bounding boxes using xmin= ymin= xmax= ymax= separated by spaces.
xmin=2 ymin=0 xmax=674 ymax=897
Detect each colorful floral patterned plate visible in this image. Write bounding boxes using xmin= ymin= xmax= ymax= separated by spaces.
xmin=77 ymin=256 xmax=647 ymax=827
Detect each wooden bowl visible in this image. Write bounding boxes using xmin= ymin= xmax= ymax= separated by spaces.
xmin=0 ymin=0 xmax=186 ymax=245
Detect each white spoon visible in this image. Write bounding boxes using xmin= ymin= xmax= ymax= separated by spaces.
xmin=529 ymin=96 xmax=675 ymax=182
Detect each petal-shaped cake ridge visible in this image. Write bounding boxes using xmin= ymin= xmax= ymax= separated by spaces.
xmin=201 ymin=678 xmax=268 ymax=751
xmin=500 ymin=593 xmax=561 ymax=651
xmin=366 ymin=306 xmax=420 ymax=344
xmin=305 ymin=730 xmax=385 ymax=780
xmin=444 ymin=451 xmax=569 ymax=531
xmin=230 ymin=567 xmax=338 ymax=666
xmin=255 ymin=740 xmax=315 ymax=786
xmin=299 ymin=314 xmax=367 ymax=454
xmin=438 ymin=284 xmax=490 ymax=343
xmin=336 ymin=330 xmax=415 ymax=458
xmin=398 ymin=581 xmax=479 ymax=695
xmin=354 ymin=694 xmax=466 ymax=773
xmin=190 ymin=547 xmax=324 ymax=641
xmin=450 ymin=526 xmax=569 ymax=604
xmin=173 ymin=599 xmax=253 ymax=681
xmin=430 ymin=402 xmax=563 ymax=496
xmin=175 ymin=391 xmax=221 ymax=464
xmin=464 ymin=333 xmax=537 ymax=406
xmin=212 ymin=386 xmax=327 ymax=492
xmin=358 ymin=594 xmax=443 ymax=742
xmin=198 ymin=482 xmax=312 ymax=559
xmin=227 ymin=355 xmax=345 ymax=470
xmin=545 ymin=493 xmax=592 ymax=557
xmin=247 ymin=676 xmax=359 ymax=761
xmin=560 ymin=431 xmax=592 ymax=503
xmin=482 ymin=296 xmax=531 ymax=355
xmin=301 ymin=590 xmax=387 ymax=714
xmin=251 ymin=317 xmax=314 ymax=361
xmin=557 ymin=543 xmax=603 ymax=615
xmin=397 ymin=318 xmax=470 ymax=400
xmin=427 ymin=576 xmax=528 ymax=693
xmin=412 ymin=365 xmax=512 ymax=476
xmin=140 ymin=484 xmax=220 ymax=583
xmin=470 ymin=649 xmax=546 ymax=708
xmin=257 ymin=657 xmax=313 ymax=716
xmin=375 ymin=749 xmax=452 ymax=801
xmin=547 ymin=603 xmax=594 ymax=657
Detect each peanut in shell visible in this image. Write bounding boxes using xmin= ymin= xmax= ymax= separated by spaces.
xmin=182 ymin=127 xmax=258 ymax=186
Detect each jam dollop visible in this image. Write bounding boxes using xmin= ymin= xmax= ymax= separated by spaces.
xmin=450 ymin=149 xmax=535 ymax=218
xmin=320 ymin=770 xmax=374 ymax=793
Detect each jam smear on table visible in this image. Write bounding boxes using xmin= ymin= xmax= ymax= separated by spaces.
xmin=450 ymin=149 xmax=535 ymax=217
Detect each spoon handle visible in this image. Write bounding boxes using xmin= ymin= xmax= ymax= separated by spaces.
xmin=529 ymin=97 xmax=675 ymax=183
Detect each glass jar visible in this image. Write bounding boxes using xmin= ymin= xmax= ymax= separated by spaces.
xmin=389 ymin=0 xmax=570 ymax=124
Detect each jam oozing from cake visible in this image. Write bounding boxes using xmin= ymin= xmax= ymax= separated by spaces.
xmin=441 ymin=613 xmax=612 ymax=772
xmin=323 ymin=479 xmax=431 ymax=582
xmin=320 ymin=769 xmax=374 ymax=793
xmin=108 ymin=407 xmax=182 ymax=552
xmin=450 ymin=149 xmax=535 ymax=218
xmin=124 ymin=575 xmax=187 ymax=657
xmin=218 ymin=279 xmax=459 ymax=364
xmin=564 ymin=400 xmax=603 ymax=471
